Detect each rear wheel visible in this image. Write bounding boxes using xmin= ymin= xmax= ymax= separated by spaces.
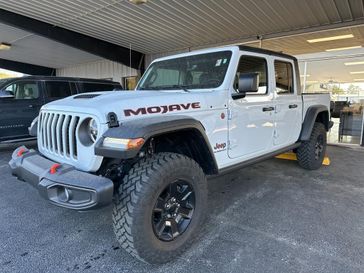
xmin=112 ymin=152 xmax=208 ymax=264
xmin=297 ymin=122 xmax=327 ymax=170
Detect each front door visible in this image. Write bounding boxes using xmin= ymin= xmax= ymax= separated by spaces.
xmin=273 ymin=60 xmax=302 ymax=147
xmin=0 ymin=80 xmax=43 ymax=141
xmin=228 ymin=54 xmax=275 ymax=159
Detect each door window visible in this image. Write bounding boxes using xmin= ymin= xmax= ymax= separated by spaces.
xmin=275 ymin=61 xmax=294 ymax=94
xmin=45 ymin=81 xmax=72 ymax=99
xmin=81 ymin=82 xmax=118 ymax=92
xmin=234 ymin=56 xmax=268 ymax=95
xmin=4 ymin=81 xmax=40 ymax=100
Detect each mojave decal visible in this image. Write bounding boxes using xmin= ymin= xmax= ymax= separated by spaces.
xmin=124 ymin=102 xmax=201 ymax=117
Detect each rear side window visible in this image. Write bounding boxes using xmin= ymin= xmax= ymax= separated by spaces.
xmin=45 ymin=81 xmax=72 ymax=99
xmin=234 ymin=56 xmax=268 ymax=95
xmin=81 ymin=82 xmax=118 ymax=93
xmin=275 ymin=61 xmax=294 ymax=94
xmin=4 ymin=81 xmax=40 ymax=100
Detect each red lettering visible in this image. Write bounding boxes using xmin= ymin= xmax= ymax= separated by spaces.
xmin=124 ymin=108 xmax=147 ymax=116
xmin=192 ymin=102 xmax=201 ymax=109
xmin=180 ymin=103 xmax=191 ymax=110
xmin=168 ymin=104 xmax=181 ymax=111
xmin=147 ymin=106 xmax=161 ymax=114
xmin=161 ymin=106 xmax=168 ymax=114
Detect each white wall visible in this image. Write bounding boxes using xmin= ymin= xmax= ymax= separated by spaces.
xmin=56 ymin=59 xmax=138 ymax=84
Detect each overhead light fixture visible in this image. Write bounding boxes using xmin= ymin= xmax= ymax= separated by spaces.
xmin=354 ymin=79 xmax=364 ymax=81
xmin=300 ymin=74 xmax=310 ymax=77
xmin=350 ymin=71 xmax=364 ymax=74
xmin=307 ymin=34 xmax=354 ymax=43
xmin=344 ymin=61 xmax=364 ymax=66
xmin=0 ymin=42 xmax=11 ymax=50
xmin=129 ymin=0 xmax=148 ymax=4
xmin=325 ymin=46 xmax=362 ymax=52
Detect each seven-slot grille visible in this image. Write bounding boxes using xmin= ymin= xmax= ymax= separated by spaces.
xmin=38 ymin=111 xmax=81 ymax=160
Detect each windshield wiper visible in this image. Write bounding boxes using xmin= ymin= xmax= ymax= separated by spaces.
xmin=138 ymin=85 xmax=191 ymax=92
xmin=170 ymin=85 xmax=191 ymax=92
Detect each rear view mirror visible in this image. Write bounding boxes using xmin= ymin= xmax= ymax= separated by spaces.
xmin=0 ymin=90 xmax=14 ymax=99
xmin=232 ymin=72 xmax=259 ymax=100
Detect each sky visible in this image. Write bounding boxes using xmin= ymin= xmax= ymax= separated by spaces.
xmin=0 ymin=68 xmax=24 ymax=79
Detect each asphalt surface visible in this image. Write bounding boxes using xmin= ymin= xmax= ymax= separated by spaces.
xmin=1 ymin=143 xmax=364 ymax=273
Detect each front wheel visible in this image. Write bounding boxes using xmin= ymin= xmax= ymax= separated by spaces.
xmin=112 ymin=153 xmax=208 ymax=264
xmin=297 ymin=122 xmax=327 ymax=170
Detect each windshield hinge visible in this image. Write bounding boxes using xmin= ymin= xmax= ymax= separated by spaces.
xmin=227 ymin=109 xmax=233 ymax=120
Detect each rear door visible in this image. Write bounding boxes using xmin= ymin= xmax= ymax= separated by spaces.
xmin=273 ymin=59 xmax=302 ymax=147
xmin=228 ymin=54 xmax=275 ymax=159
xmin=0 ymin=80 xmax=43 ymax=140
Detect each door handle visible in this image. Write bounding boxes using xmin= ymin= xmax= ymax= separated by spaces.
xmin=262 ymin=106 xmax=275 ymax=112
xmin=289 ymin=104 xmax=298 ymax=109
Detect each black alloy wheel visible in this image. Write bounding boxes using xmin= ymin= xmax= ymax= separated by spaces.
xmin=315 ymin=134 xmax=324 ymax=160
xmin=152 ymin=180 xmax=195 ymax=241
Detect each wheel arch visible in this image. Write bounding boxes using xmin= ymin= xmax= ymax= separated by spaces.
xmin=300 ymin=105 xmax=330 ymax=141
xmin=95 ymin=115 xmax=218 ymax=175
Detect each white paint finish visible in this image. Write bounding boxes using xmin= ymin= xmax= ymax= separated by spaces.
xmin=56 ymin=59 xmax=138 ymax=83
xmin=228 ymin=96 xmax=275 ymax=159
xmin=38 ymin=109 xmax=107 ymax=172
xmin=227 ymin=52 xmax=275 ymax=159
xmin=272 ymin=58 xmax=303 ymax=147
xmin=38 ymin=45 xmax=331 ymax=172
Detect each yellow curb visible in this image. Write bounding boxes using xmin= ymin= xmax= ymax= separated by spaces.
xmin=275 ymin=152 xmax=330 ymax=166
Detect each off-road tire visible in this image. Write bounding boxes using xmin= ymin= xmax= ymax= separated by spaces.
xmin=297 ymin=122 xmax=327 ymax=170
xmin=112 ymin=152 xmax=208 ymax=264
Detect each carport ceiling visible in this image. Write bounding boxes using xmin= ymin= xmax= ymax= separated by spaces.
xmin=0 ymin=22 xmax=102 ymax=68
xmin=0 ymin=0 xmax=364 ymax=54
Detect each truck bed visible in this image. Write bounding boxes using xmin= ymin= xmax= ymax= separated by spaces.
xmin=302 ymin=93 xmax=331 ymax=120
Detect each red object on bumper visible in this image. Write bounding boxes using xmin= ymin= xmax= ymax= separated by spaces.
xmin=17 ymin=148 xmax=27 ymax=157
xmin=50 ymin=163 xmax=61 ymax=174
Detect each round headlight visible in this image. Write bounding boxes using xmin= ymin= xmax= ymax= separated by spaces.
xmin=88 ymin=118 xmax=98 ymax=142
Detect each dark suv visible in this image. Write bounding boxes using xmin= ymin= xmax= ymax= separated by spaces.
xmin=0 ymin=76 xmax=122 ymax=142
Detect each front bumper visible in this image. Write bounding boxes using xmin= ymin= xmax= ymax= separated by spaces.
xmin=9 ymin=146 xmax=113 ymax=211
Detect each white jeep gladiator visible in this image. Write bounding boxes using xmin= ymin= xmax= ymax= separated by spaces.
xmin=9 ymin=45 xmax=332 ymax=264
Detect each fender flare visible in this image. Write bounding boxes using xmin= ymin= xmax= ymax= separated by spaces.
xmin=300 ymin=105 xmax=330 ymax=141
xmin=95 ymin=115 xmax=218 ymax=172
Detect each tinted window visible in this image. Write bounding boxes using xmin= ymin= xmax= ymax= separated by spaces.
xmin=82 ymin=83 xmax=118 ymax=92
xmin=45 ymin=81 xmax=72 ymax=98
xmin=4 ymin=81 xmax=40 ymax=100
xmin=234 ymin=56 xmax=268 ymax=95
xmin=275 ymin=61 xmax=294 ymax=94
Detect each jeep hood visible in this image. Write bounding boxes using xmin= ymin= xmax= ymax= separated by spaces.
xmin=41 ymin=90 xmax=211 ymax=123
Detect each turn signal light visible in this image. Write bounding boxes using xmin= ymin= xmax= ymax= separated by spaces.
xmin=102 ymin=137 xmax=145 ymax=150
xmin=127 ymin=138 xmax=145 ymax=149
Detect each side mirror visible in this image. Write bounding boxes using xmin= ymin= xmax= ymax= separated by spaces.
xmin=232 ymin=72 xmax=259 ymax=100
xmin=0 ymin=90 xmax=14 ymax=99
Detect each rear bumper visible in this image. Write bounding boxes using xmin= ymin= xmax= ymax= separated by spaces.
xmin=8 ymin=146 xmax=113 ymax=211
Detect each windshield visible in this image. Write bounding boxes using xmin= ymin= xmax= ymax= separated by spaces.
xmin=138 ymin=51 xmax=232 ymax=90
